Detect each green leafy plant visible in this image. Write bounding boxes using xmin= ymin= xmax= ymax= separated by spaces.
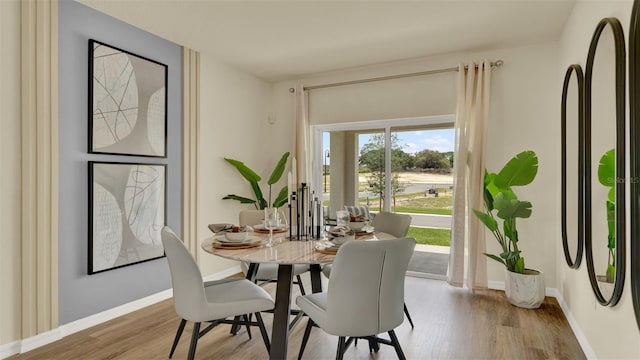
xmin=598 ymin=148 xmax=615 ymax=283
xmin=222 ymin=152 xmax=290 ymax=209
xmin=473 ymin=150 xmax=538 ymax=274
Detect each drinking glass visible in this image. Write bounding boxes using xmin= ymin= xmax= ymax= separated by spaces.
xmin=264 ymin=207 xmax=280 ymax=247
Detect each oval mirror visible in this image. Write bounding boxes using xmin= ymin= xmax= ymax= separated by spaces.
xmin=584 ymin=17 xmax=626 ymax=306
xmin=561 ymin=64 xmax=584 ymax=269
xmin=628 ymin=0 xmax=640 ymax=328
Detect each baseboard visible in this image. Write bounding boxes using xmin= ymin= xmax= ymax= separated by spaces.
xmin=0 ymin=265 xmax=242 ymax=359
xmin=58 ymin=289 xmax=174 ymax=338
xmin=0 ymin=340 xmax=21 ymax=360
xmin=487 ymin=280 xmax=556 ymax=296
xmin=554 ymin=292 xmax=597 ymax=359
xmin=487 ymin=280 xmax=505 ymax=291
xmin=203 ymin=265 xmax=242 ymax=282
xmin=19 ymin=328 xmax=64 ymax=354
xmin=487 ymin=281 xmax=595 ymax=359
xmin=406 ymin=270 xmax=447 ymax=281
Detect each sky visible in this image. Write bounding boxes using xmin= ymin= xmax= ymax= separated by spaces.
xmin=393 ymin=129 xmax=455 ymax=154
xmin=322 ymin=128 xmax=455 ymax=157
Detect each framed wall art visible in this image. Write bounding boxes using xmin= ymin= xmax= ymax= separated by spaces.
xmin=89 ymin=39 xmax=168 ymax=157
xmin=89 ymin=161 xmax=166 ymax=274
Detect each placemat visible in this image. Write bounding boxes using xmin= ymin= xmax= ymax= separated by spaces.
xmin=254 ymin=228 xmax=288 ymax=234
xmin=212 ymin=241 xmax=263 ymax=250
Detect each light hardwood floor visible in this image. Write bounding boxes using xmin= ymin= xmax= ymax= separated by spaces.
xmin=8 ymin=276 xmax=585 ymax=359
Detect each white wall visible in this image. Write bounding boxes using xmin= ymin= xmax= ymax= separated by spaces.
xmin=197 ymin=54 xmax=284 ymax=276
xmin=0 ymin=0 xmax=22 ymax=346
xmin=558 ymin=1 xmax=640 ymax=358
xmin=274 ymin=41 xmax=560 ymax=287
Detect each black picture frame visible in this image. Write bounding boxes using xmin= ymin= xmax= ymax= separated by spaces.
xmin=88 ymin=161 xmax=167 ymax=274
xmin=88 ymin=39 xmax=168 ymax=158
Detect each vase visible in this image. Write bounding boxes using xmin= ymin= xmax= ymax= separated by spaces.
xmin=504 ymin=269 xmax=545 ymax=309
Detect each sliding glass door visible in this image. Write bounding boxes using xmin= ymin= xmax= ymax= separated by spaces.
xmin=313 ymin=116 xmax=454 ymax=279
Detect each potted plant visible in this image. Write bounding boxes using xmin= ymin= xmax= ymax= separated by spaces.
xmin=222 ymin=152 xmax=290 ymax=209
xmin=473 ymin=150 xmax=545 ymax=309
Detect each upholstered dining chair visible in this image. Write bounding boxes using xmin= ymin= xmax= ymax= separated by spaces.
xmin=161 ymin=227 xmax=274 ymax=360
xmin=296 ymin=238 xmax=416 ymax=360
xmin=322 ymin=211 xmax=415 ymax=328
xmin=238 ymin=209 xmax=310 ymax=295
xmin=370 ymin=211 xmax=412 ymax=238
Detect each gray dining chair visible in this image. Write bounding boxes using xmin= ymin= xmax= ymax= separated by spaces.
xmin=370 ymin=211 xmax=412 ymax=238
xmin=161 ymin=227 xmax=274 ymax=360
xmin=296 ymin=238 xmax=416 ymax=360
xmin=322 ymin=211 xmax=415 ymax=328
xmin=238 ymin=209 xmax=310 ymax=294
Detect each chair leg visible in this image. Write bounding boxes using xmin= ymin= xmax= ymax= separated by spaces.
xmin=188 ymin=322 xmax=201 ymax=360
xmin=388 ymin=330 xmax=407 ymax=360
xmin=242 ymin=314 xmax=252 ymax=339
xmin=404 ymin=303 xmax=415 ymax=328
xmin=296 ymin=275 xmax=306 ymax=295
xmin=169 ymin=319 xmax=187 ymax=359
xmin=255 ymin=312 xmax=271 ymax=354
xmin=368 ymin=337 xmax=379 ymax=353
xmin=298 ymin=319 xmax=315 ymax=360
xmin=336 ymin=336 xmax=346 ymax=360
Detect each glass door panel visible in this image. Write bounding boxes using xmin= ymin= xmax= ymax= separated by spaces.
xmin=390 ymin=126 xmax=454 ymax=278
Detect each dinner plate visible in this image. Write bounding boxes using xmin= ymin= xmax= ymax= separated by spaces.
xmin=314 ymin=242 xmax=339 ymax=254
xmin=214 ymin=235 xmax=261 ymax=244
xmin=354 ymin=228 xmax=374 ymax=235
xmin=212 ymin=238 xmax=264 ymax=250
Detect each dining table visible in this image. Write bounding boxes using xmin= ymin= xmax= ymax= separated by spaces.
xmin=201 ymin=230 xmax=395 ymax=360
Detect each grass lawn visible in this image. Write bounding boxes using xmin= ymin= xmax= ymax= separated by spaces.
xmin=407 ymin=226 xmax=451 ymax=247
xmin=363 ymin=189 xmax=453 ymax=215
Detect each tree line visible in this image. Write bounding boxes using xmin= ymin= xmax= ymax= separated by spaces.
xmin=356 ymin=133 xmax=453 ymax=210
xmin=359 ymin=134 xmax=453 ymax=173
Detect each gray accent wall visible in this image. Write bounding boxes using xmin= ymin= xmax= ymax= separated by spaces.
xmin=59 ymin=0 xmax=182 ymax=324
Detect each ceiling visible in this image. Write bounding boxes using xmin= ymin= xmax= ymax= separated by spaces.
xmin=78 ymin=0 xmax=576 ymax=82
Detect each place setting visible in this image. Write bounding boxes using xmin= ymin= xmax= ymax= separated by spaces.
xmin=253 ymin=223 xmax=287 ymax=234
xmin=314 ymin=226 xmax=355 ymax=254
xmin=207 ymin=224 xmax=265 ymax=249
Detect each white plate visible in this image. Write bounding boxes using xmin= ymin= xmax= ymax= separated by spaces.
xmin=214 ymin=235 xmax=260 ymax=244
xmin=315 ymin=242 xmax=339 ymax=251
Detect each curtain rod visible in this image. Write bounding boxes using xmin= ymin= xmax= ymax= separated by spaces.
xmin=288 ymin=60 xmax=503 ymax=93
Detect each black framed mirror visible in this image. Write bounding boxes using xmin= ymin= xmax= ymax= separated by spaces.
xmin=584 ymin=17 xmax=626 ymax=307
xmin=561 ymin=64 xmax=585 ymax=269
xmin=629 ymin=0 xmax=640 ymax=328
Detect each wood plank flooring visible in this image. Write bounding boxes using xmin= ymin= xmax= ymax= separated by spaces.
xmin=7 ymin=276 xmax=585 ymax=359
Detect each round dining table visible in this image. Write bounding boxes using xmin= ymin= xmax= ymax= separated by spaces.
xmin=201 ymin=231 xmax=393 ymax=360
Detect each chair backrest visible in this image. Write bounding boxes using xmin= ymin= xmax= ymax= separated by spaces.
xmin=161 ymin=227 xmax=207 ymax=321
xmin=371 ymin=211 xmax=412 ymax=238
xmin=239 ymin=208 xmax=287 ymax=227
xmin=239 ymin=210 xmax=265 ymax=227
xmin=344 ymin=205 xmax=371 ymax=221
xmin=325 ymin=238 xmax=416 ymax=336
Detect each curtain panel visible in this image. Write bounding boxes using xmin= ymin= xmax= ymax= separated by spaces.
xmin=448 ymin=61 xmax=492 ymax=289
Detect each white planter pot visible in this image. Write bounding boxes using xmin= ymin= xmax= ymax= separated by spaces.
xmin=504 ymin=269 xmax=545 ymax=309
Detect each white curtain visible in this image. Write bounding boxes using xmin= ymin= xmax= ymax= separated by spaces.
xmin=293 ymin=84 xmax=311 ymax=184
xmin=448 ymin=61 xmax=492 ymax=289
